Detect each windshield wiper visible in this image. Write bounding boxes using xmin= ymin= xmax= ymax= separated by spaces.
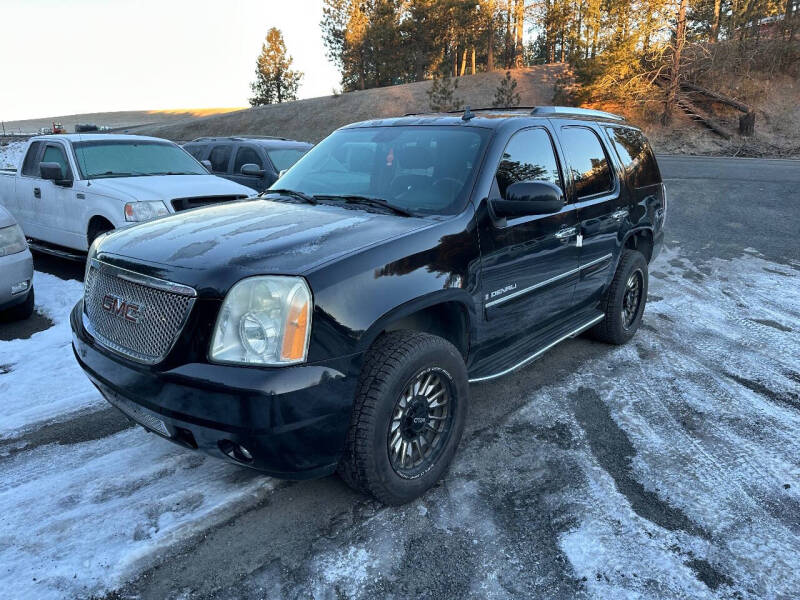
xmin=149 ymin=171 xmax=201 ymax=176
xmin=262 ymin=188 xmax=318 ymax=205
xmin=315 ymin=194 xmax=414 ymax=217
xmin=93 ymin=171 xmax=144 ymax=178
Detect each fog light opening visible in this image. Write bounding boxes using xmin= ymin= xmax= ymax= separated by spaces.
xmin=218 ymin=440 xmax=254 ymax=463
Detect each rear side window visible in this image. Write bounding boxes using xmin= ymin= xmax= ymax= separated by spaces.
xmin=267 ymin=148 xmax=308 ymax=172
xmin=234 ymin=146 xmax=263 ymax=173
xmin=42 ymin=144 xmax=71 ymax=179
xmin=495 ymin=128 xmax=562 ymax=198
xmin=21 ymin=141 xmax=43 ymax=176
xmin=606 ymin=127 xmax=661 ymax=188
xmin=560 ymin=127 xmax=614 ymax=198
xmin=208 ymin=145 xmax=231 ymax=173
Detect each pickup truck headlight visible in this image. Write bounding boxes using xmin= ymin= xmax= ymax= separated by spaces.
xmin=210 ymin=276 xmax=312 ymax=366
xmin=0 ymin=224 xmax=28 ymax=257
xmin=124 ymin=201 xmax=169 ymax=222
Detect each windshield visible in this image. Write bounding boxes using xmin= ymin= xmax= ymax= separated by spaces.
xmin=73 ymin=140 xmax=207 ymax=179
xmin=267 ymin=148 xmax=309 ymax=171
xmin=274 ymin=126 xmax=490 ymax=215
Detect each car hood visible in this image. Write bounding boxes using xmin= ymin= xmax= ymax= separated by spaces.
xmin=87 ymin=174 xmax=253 ymax=203
xmin=97 ymin=199 xmax=433 ymax=293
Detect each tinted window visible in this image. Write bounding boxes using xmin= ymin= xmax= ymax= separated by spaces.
xmin=208 ymin=145 xmax=231 ymax=173
xmin=234 ymin=146 xmax=263 ymax=173
xmin=606 ymin=127 xmax=660 ymax=188
xmin=21 ymin=142 xmax=44 ymax=176
xmin=185 ymin=145 xmax=206 ymax=160
xmin=276 ymin=126 xmax=490 ymax=215
xmin=560 ymin=127 xmax=613 ymax=198
xmin=42 ymin=145 xmax=70 ymax=178
xmin=495 ymin=128 xmax=561 ymax=198
xmin=267 ymin=148 xmax=308 ymax=172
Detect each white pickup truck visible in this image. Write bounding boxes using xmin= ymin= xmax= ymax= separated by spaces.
xmin=0 ymin=134 xmax=254 ymax=255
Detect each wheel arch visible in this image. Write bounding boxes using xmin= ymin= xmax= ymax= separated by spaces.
xmin=622 ymin=227 xmax=654 ymax=263
xmin=87 ymin=215 xmax=115 ymax=247
xmin=358 ymin=291 xmax=475 ymax=361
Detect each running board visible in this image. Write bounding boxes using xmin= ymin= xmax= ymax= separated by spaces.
xmin=468 ymin=314 xmax=604 ymax=383
xmin=27 ymin=240 xmax=86 ymax=262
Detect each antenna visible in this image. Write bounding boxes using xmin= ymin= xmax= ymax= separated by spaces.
xmin=462 ymin=106 xmax=475 ymax=121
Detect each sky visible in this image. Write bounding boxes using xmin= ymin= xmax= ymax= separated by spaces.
xmin=0 ymin=0 xmax=341 ymax=122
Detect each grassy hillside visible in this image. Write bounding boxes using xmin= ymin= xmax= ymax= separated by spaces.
xmin=1 ymin=108 xmax=245 ymax=136
xmin=134 ymin=66 xmax=564 ymax=143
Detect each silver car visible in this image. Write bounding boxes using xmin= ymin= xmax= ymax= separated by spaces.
xmin=0 ymin=204 xmax=34 ymax=320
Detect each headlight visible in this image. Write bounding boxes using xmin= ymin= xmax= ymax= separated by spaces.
xmin=124 ymin=201 xmax=169 ymax=222
xmin=210 ymin=276 xmax=312 ymax=365
xmin=0 ymin=224 xmax=27 ymax=257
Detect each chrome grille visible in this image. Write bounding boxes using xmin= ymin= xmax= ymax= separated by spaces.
xmin=83 ymin=259 xmax=196 ymax=364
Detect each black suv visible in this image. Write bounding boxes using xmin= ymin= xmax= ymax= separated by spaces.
xmin=183 ymin=136 xmax=312 ymax=192
xmin=71 ymin=107 xmax=665 ymax=505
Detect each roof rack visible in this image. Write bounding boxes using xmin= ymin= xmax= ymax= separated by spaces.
xmin=529 ymin=106 xmax=625 ymax=121
xmin=191 ymin=135 xmax=289 ymax=142
xmin=403 ymin=106 xmax=624 ymax=120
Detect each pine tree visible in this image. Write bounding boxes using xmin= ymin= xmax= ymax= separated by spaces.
xmin=493 ymin=71 xmax=521 ymax=107
xmin=249 ymin=28 xmax=303 ymax=106
xmin=427 ymin=71 xmax=463 ymax=112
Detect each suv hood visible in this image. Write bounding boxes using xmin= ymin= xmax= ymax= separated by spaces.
xmin=87 ymin=174 xmax=253 ymax=203
xmin=97 ymin=199 xmax=432 ymax=291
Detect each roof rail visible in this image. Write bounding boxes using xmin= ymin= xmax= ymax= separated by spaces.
xmin=529 ymin=106 xmax=626 ymax=121
xmin=190 ymin=135 xmax=289 ymax=142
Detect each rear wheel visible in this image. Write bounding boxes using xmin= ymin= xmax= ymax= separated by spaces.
xmin=588 ymin=249 xmax=648 ymax=345
xmin=338 ymin=331 xmax=469 ymax=505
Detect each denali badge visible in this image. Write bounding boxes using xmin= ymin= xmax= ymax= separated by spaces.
xmin=101 ymin=294 xmax=143 ymax=323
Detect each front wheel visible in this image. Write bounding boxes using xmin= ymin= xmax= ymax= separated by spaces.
xmin=588 ymin=249 xmax=648 ymax=345
xmin=338 ymin=331 xmax=469 ymax=505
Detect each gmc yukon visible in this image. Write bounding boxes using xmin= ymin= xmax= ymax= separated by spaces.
xmin=71 ymin=107 xmax=666 ymax=504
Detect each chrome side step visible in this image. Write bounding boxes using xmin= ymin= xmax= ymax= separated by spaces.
xmin=468 ymin=314 xmax=604 ymax=383
xmin=27 ymin=240 xmax=86 ymax=262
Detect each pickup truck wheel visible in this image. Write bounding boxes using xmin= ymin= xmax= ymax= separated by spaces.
xmin=338 ymin=331 xmax=469 ymax=505
xmin=88 ymin=221 xmax=113 ymax=247
xmin=589 ymin=249 xmax=648 ymax=345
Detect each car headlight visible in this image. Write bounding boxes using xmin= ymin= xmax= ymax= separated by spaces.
xmin=0 ymin=224 xmax=27 ymax=257
xmin=124 ymin=201 xmax=169 ymax=222
xmin=210 ymin=276 xmax=312 ymax=365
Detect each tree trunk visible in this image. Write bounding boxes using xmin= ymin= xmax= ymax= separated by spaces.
xmin=514 ymin=0 xmax=524 ymax=68
xmin=460 ymin=49 xmax=468 ymax=76
xmin=785 ymin=0 xmax=796 ymax=39
xmin=505 ymin=0 xmax=513 ymax=68
xmin=662 ymin=0 xmax=688 ymax=125
xmin=487 ymin=0 xmax=495 ymax=70
xmin=471 ymin=47 xmax=476 ymax=74
xmin=711 ymin=0 xmax=722 ymax=41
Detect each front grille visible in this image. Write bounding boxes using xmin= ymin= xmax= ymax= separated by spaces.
xmin=83 ymin=259 xmax=196 ymax=364
xmin=171 ymin=195 xmax=247 ymax=211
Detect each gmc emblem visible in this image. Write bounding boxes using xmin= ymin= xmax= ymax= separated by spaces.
xmin=101 ymin=294 xmax=143 ymax=323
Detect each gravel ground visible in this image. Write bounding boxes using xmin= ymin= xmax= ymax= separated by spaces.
xmin=0 ymin=156 xmax=798 ymax=599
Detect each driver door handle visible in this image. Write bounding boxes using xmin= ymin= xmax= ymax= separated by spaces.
xmin=33 ymin=187 xmax=41 ymax=198
xmin=554 ymin=226 xmax=577 ymax=241
xmin=611 ymin=209 xmax=628 ymax=221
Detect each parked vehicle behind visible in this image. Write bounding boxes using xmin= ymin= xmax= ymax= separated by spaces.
xmin=0 ymin=204 xmax=34 ymax=320
xmin=0 ymin=134 xmax=253 ymax=256
xmin=183 ymin=136 xmax=312 ymax=192
xmin=71 ymin=107 xmax=665 ymax=504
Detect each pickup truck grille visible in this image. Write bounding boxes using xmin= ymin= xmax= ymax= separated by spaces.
xmin=83 ymin=259 xmax=196 ymax=364
xmin=171 ymin=195 xmax=247 ymax=211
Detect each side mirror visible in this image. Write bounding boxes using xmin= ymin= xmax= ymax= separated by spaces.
xmin=491 ymin=181 xmax=564 ymax=219
xmin=240 ymin=163 xmax=264 ymax=177
xmin=40 ymin=162 xmax=73 ymax=187
xmin=201 ymin=159 xmax=212 ymax=171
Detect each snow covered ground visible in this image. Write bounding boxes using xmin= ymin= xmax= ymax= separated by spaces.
xmin=0 ymin=244 xmax=797 ymax=599
xmin=0 ymin=141 xmax=27 ymax=171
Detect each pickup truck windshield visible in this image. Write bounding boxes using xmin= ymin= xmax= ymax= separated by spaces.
xmin=73 ymin=140 xmax=207 ymax=179
xmin=275 ymin=126 xmax=490 ymax=215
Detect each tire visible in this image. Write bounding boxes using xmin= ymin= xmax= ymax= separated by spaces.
xmin=588 ymin=249 xmax=648 ymax=345
xmin=88 ymin=221 xmax=113 ymax=247
xmin=3 ymin=287 xmax=35 ymax=321
xmin=338 ymin=331 xmax=469 ymax=505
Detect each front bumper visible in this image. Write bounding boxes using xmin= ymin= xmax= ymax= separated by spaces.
xmin=70 ymin=300 xmax=361 ymax=479
xmin=0 ymin=248 xmax=33 ymax=310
